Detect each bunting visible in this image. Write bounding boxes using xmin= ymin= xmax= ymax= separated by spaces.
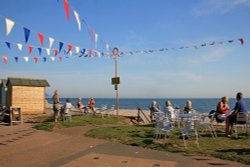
xmin=95 ymin=33 xmax=98 ymax=49
xmin=59 ymin=56 xmax=63 ymax=62
xmin=37 ymin=33 xmax=44 ymax=46
xmin=28 ymin=46 xmax=33 ymax=54
xmin=49 ymin=37 xmax=54 ymax=48
xmin=14 ymin=57 xmax=18 ymax=63
xmin=59 ymin=42 xmax=64 ymax=53
xmin=67 ymin=44 xmax=72 ymax=53
xmin=24 ymin=57 xmax=29 ymax=62
xmin=34 ymin=56 xmax=38 ymax=63
xmin=5 ymin=18 xmax=15 ymax=36
xmin=38 ymin=48 xmax=42 ymax=55
xmin=46 ymin=48 xmax=51 ymax=55
xmin=23 ymin=27 xmax=30 ymax=43
xmin=17 ymin=43 xmax=23 ymax=51
xmin=54 ymin=49 xmax=59 ymax=56
xmin=43 ymin=57 xmax=47 ymax=62
xmin=2 ymin=56 xmax=7 ymax=64
xmin=75 ymin=46 xmax=80 ymax=55
xmin=239 ymin=38 xmax=244 ymax=45
xmin=5 ymin=42 xmax=11 ymax=49
xmin=63 ymin=0 xmax=70 ymax=21
xmin=51 ymin=57 xmax=56 ymax=61
xmin=73 ymin=10 xmax=81 ymax=31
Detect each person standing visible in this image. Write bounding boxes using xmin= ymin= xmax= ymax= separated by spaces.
xmin=52 ymin=90 xmax=60 ymax=122
xmin=225 ymin=92 xmax=247 ymax=136
xmin=88 ymin=98 xmax=96 ymax=114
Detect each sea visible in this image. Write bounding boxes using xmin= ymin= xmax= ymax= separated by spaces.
xmin=46 ymin=98 xmax=250 ymax=113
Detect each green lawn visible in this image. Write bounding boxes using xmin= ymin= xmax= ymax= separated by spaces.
xmin=33 ymin=114 xmax=125 ymax=132
xmin=85 ymin=124 xmax=250 ymax=165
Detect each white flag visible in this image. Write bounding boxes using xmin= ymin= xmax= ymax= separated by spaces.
xmin=46 ymin=48 xmax=50 ymax=55
xmin=6 ymin=18 xmax=15 ymax=36
xmin=73 ymin=10 xmax=81 ymax=31
xmin=24 ymin=57 xmax=29 ymax=62
xmin=75 ymin=46 xmax=80 ymax=54
xmin=49 ymin=37 xmax=54 ymax=48
xmin=17 ymin=43 xmax=23 ymax=51
xmin=69 ymin=51 xmax=72 ymax=56
xmin=51 ymin=57 xmax=55 ymax=61
xmin=106 ymin=44 xmax=109 ymax=51
xmin=95 ymin=33 xmax=98 ymax=48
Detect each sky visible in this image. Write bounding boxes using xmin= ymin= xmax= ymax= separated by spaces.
xmin=0 ymin=0 xmax=250 ymax=98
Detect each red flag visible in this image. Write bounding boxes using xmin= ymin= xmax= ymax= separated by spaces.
xmin=67 ymin=44 xmax=72 ymax=53
xmin=2 ymin=56 xmax=7 ymax=64
xmin=28 ymin=46 xmax=33 ymax=54
xmin=64 ymin=0 xmax=70 ymax=21
xmin=54 ymin=49 xmax=58 ymax=56
xmin=34 ymin=56 xmax=38 ymax=63
xmin=88 ymin=49 xmax=92 ymax=56
xmin=89 ymin=28 xmax=95 ymax=43
xmin=59 ymin=56 xmax=62 ymax=62
xmin=38 ymin=33 xmax=44 ymax=46
xmin=239 ymin=38 xmax=244 ymax=45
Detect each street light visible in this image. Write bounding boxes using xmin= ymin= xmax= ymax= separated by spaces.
xmin=112 ymin=48 xmax=119 ymax=116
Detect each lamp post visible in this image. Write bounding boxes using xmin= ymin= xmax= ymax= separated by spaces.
xmin=112 ymin=48 xmax=119 ymax=116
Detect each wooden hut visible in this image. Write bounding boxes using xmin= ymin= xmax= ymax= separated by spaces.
xmin=6 ymin=77 xmax=50 ymax=114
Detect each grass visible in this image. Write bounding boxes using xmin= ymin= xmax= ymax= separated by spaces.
xmin=85 ymin=124 xmax=250 ymax=165
xmin=33 ymin=114 xmax=125 ymax=132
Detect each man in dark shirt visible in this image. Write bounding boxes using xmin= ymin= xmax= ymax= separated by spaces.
xmin=225 ymin=92 xmax=247 ymax=136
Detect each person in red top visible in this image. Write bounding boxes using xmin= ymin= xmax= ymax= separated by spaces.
xmin=88 ymin=98 xmax=96 ymax=114
xmin=216 ymin=96 xmax=230 ymax=114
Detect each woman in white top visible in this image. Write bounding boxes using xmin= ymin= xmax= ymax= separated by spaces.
xmin=164 ymin=100 xmax=175 ymax=120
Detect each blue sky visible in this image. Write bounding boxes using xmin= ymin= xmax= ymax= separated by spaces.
xmin=0 ymin=0 xmax=250 ymax=98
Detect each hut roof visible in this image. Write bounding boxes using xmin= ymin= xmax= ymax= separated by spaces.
xmin=7 ymin=78 xmax=50 ymax=87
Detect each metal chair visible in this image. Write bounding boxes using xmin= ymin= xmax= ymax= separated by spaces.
xmin=180 ymin=119 xmax=199 ymax=149
xmin=234 ymin=112 xmax=249 ymax=138
xmin=198 ymin=113 xmax=217 ymax=138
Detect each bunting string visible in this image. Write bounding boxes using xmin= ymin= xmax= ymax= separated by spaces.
xmin=119 ymin=38 xmax=245 ymax=56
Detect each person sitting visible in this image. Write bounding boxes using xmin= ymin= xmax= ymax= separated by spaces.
xmin=61 ymin=98 xmax=72 ymax=121
xmin=88 ymin=98 xmax=96 ymax=115
xmin=225 ymin=92 xmax=247 ymax=137
xmin=77 ymin=97 xmax=88 ymax=113
xmin=183 ymin=100 xmax=196 ymax=114
xmin=164 ymin=100 xmax=175 ymax=121
xmin=149 ymin=101 xmax=162 ymax=121
xmin=215 ymin=96 xmax=230 ymax=123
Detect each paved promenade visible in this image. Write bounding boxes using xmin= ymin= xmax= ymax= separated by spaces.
xmin=0 ymin=124 xmax=248 ymax=167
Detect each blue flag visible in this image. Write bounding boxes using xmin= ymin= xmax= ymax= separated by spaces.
xmin=43 ymin=57 xmax=47 ymax=62
xmin=5 ymin=42 xmax=11 ymax=49
xmin=38 ymin=48 xmax=42 ymax=55
xmin=59 ymin=42 xmax=64 ymax=53
xmin=24 ymin=27 xmax=30 ymax=43
xmin=14 ymin=57 xmax=18 ymax=63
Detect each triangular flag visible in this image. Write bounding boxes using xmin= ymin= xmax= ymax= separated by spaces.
xmin=95 ymin=33 xmax=98 ymax=49
xmin=94 ymin=50 xmax=100 ymax=57
xmin=43 ymin=57 xmax=47 ymax=62
xmin=5 ymin=18 xmax=15 ymax=36
xmin=201 ymin=43 xmax=206 ymax=47
xmin=75 ymin=46 xmax=80 ymax=54
xmin=239 ymin=38 xmax=244 ymax=45
xmin=89 ymin=28 xmax=95 ymax=43
xmin=106 ymin=44 xmax=109 ymax=51
xmin=49 ymin=37 xmax=54 ymax=48
xmin=5 ymin=42 xmax=11 ymax=49
xmin=88 ymin=49 xmax=92 ymax=56
xmin=24 ymin=27 xmax=30 ymax=43
xmin=210 ymin=41 xmax=215 ymax=45
xmin=38 ymin=48 xmax=42 ymax=55
xmin=24 ymin=57 xmax=29 ymax=62
xmin=46 ymin=48 xmax=50 ymax=55
xmin=2 ymin=56 xmax=7 ymax=64
xmin=63 ymin=0 xmax=70 ymax=21
xmin=59 ymin=42 xmax=64 ymax=53
xmin=67 ymin=44 xmax=72 ymax=53
xmin=51 ymin=57 xmax=55 ymax=61
xmin=17 ymin=43 xmax=23 ymax=51
xmin=54 ymin=49 xmax=58 ymax=56
xmin=14 ymin=57 xmax=18 ymax=63
xmin=37 ymin=33 xmax=44 ymax=46
xmin=228 ymin=40 xmax=234 ymax=43
xmin=34 ymin=56 xmax=38 ymax=63
xmin=59 ymin=56 xmax=62 ymax=62
xmin=28 ymin=46 xmax=33 ymax=54
xmin=73 ymin=10 xmax=81 ymax=31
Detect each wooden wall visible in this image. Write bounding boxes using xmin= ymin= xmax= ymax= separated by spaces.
xmin=8 ymin=86 xmax=46 ymax=114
